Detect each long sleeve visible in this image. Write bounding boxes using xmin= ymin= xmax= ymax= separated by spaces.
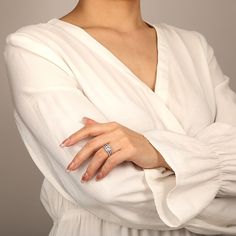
xmin=4 ymin=27 xmax=236 ymax=235
xmin=3 ymin=32 xmax=174 ymax=230
xmin=141 ymin=32 xmax=236 ymax=228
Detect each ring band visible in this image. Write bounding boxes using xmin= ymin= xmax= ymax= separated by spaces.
xmin=103 ymin=143 xmax=112 ymax=157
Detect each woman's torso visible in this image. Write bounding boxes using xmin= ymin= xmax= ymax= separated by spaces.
xmin=10 ymin=18 xmax=217 ymax=235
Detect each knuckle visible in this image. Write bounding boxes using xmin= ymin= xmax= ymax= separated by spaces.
xmin=116 ymin=128 xmax=125 ymax=136
xmin=106 ymin=157 xmax=116 ymax=167
xmin=127 ymin=143 xmax=136 ymax=154
xmin=94 ymin=149 xmax=106 ymax=161
xmin=122 ymin=135 xmax=130 ymax=144
xmin=86 ymin=125 xmax=98 ymax=136
xmin=110 ymin=121 xmax=118 ymax=127
xmin=86 ymin=139 xmax=97 ymax=148
xmin=90 ymin=129 xmax=100 ymax=136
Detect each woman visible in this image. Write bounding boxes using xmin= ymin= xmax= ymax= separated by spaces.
xmin=3 ymin=0 xmax=236 ymax=235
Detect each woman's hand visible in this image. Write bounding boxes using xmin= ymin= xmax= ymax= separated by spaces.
xmin=60 ymin=117 xmax=172 ymax=182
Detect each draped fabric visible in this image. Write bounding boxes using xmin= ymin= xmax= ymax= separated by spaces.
xmin=3 ymin=18 xmax=236 ymax=235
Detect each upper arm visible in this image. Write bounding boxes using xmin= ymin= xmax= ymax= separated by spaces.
xmin=197 ymin=31 xmax=236 ymax=127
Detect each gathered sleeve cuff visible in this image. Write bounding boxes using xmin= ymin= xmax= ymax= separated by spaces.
xmin=141 ymin=121 xmax=236 ymax=227
xmin=141 ymin=127 xmax=220 ymax=227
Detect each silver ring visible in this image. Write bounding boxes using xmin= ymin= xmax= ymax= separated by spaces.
xmin=103 ymin=143 xmax=112 ymax=157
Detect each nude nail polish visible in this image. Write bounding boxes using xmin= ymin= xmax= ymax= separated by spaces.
xmin=81 ymin=172 xmax=89 ymax=183
xmin=67 ymin=161 xmax=76 ymax=171
xmin=59 ymin=137 xmax=71 ymax=147
xmin=95 ymin=172 xmax=103 ymax=181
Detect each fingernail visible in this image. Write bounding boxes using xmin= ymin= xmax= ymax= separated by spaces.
xmin=96 ymin=172 xmax=103 ymax=181
xmin=59 ymin=137 xmax=71 ymax=147
xmin=81 ymin=172 xmax=89 ymax=183
xmin=67 ymin=161 xmax=77 ymax=171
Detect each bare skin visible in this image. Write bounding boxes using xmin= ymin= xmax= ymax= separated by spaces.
xmin=59 ymin=0 xmax=157 ymax=92
xmin=59 ymin=0 xmax=173 ymax=182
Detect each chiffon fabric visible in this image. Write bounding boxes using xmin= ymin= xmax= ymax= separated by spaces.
xmin=3 ymin=18 xmax=236 ymax=235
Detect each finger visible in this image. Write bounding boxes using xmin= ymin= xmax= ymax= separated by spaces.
xmin=66 ymin=131 xmax=115 ymax=171
xmin=85 ymin=119 xmax=97 ymax=125
xmin=81 ymin=141 xmax=122 ymax=182
xmin=61 ymin=121 xmax=118 ymax=147
xmin=83 ymin=117 xmax=98 ymax=125
xmin=95 ymin=149 xmax=128 ymax=181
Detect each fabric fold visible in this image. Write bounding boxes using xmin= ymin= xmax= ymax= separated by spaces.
xmin=140 ymin=32 xmax=236 ymax=228
xmin=3 ymin=32 xmax=178 ymax=230
xmin=141 ymin=128 xmax=221 ymax=227
xmin=3 ymin=18 xmax=236 ymax=235
xmin=142 ymin=121 xmax=236 ymax=228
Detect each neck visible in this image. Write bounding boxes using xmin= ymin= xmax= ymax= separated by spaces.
xmin=70 ymin=0 xmax=145 ymax=31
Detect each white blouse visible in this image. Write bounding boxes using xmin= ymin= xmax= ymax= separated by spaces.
xmin=3 ymin=18 xmax=236 ymax=236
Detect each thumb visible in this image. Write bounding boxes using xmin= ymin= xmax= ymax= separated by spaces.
xmin=83 ymin=117 xmax=97 ymax=125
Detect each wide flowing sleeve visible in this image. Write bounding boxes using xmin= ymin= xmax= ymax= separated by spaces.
xmin=3 ymin=31 xmax=171 ymax=230
xmin=141 ymin=32 xmax=236 ymax=228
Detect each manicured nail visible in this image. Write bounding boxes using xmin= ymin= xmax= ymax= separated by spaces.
xmin=67 ymin=161 xmax=77 ymax=171
xmin=59 ymin=137 xmax=71 ymax=147
xmin=95 ymin=172 xmax=103 ymax=181
xmin=81 ymin=172 xmax=89 ymax=183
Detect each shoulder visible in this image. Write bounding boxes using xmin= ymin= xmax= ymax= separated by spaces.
xmin=3 ymin=20 xmax=71 ymax=74
xmin=157 ymin=22 xmax=209 ymax=53
xmin=158 ymin=22 xmax=207 ymax=43
xmin=156 ymin=22 xmax=211 ymax=64
xmin=5 ymin=20 xmax=56 ymax=46
xmin=5 ymin=19 xmax=63 ymax=53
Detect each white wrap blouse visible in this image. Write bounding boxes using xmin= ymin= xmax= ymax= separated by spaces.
xmin=3 ymin=18 xmax=236 ymax=235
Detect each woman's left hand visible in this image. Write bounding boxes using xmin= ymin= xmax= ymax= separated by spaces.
xmin=60 ymin=117 xmax=172 ymax=182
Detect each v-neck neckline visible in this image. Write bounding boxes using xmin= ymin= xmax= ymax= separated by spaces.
xmin=47 ymin=18 xmax=170 ymax=104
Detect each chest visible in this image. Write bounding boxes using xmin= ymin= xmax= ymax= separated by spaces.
xmin=54 ymin=27 xmax=216 ymax=136
xmin=79 ymin=27 xmax=158 ymax=93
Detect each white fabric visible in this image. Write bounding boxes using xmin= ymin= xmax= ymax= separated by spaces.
xmin=3 ymin=17 xmax=236 ymax=235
